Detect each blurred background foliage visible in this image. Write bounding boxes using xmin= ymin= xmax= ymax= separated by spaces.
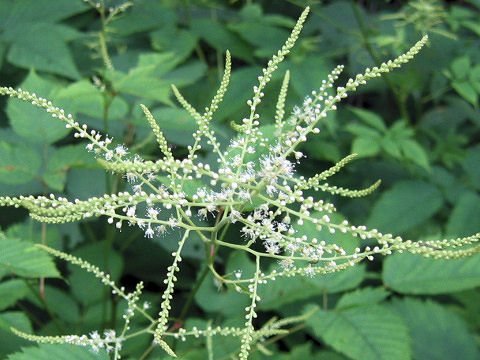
xmin=0 ymin=0 xmax=480 ymax=359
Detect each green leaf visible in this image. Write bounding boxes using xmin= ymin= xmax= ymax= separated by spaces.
xmin=383 ymin=252 xmax=480 ymax=294
xmin=463 ymin=20 xmax=480 ymax=36
xmin=390 ymin=298 xmax=480 ymax=360
xmin=452 ymin=81 xmax=478 ymax=107
xmin=400 ymin=139 xmax=430 ymax=170
xmin=380 ymin=135 xmax=402 ymax=158
xmin=287 ymin=56 xmax=332 ymax=99
xmin=259 ymin=211 xmax=365 ymax=309
xmin=0 ymin=141 xmax=41 ymax=184
xmin=66 ymin=168 xmax=107 ymax=199
xmin=56 ymin=80 xmax=128 ymax=119
xmin=108 ymin=0 xmax=176 ymax=35
xmin=463 ymin=146 xmax=480 ymax=190
xmin=345 ymin=123 xmax=381 ymax=138
xmin=349 ymin=107 xmax=387 ymax=132
xmin=161 ymin=61 xmax=207 ymax=88
xmin=151 ymin=28 xmax=197 ymax=64
xmin=229 ymin=22 xmax=288 ymax=57
xmin=6 ymin=23 xmax=81 ymax=79
xmin=306 ymin=304 xmax=410 ymax=360
xmin=367 ymin=181 xmax=443 ymax=234
xmin=335 ymin=287 xmax=390 ymax=309
xmin=114 ymin=55 xmax=175 ymax=104
xmin=0 ymin=312 xmax=32 ymax=358
xmin=26 ymin=285 xmax=80 ymax=324
xmin=451 ymin=56 xmax=471 ymax=80
xmin=68 ymin=241 xmax=123 ymax=305
xmin=43 ymin=144 xmax=94 ymax=191
xmin=0 ymin=0 xmax=88 ymax=24
xmin=469 ymin=65 xmax=480 ymax=93
xmin=190 ymin=19 xmax=253 ymax=63
xmin=0 ymin=279 xmax=29 ymax=311
xmin=213 ymin=66 xmax=259 ymax=122
xmin=195 ymin=273 xmax=249 ymax=316
xmin=0 ymin=235 xmax=60 ymax=278
xmin=7 ymin=70 xmax=70 ymax=144
xmin=196 ymin=252 xmax=250 ymax=313
xmin=150 ymin=108 xmax=198 ymax=132
xmin=259 ymin=266 xmax=365 ymax=311
xmin=446 ymin=191 xmax=480 ymax=237
xmin=351 ymin=137 xmax=381 ymax=157
xmin=303 ymin=141 xmax=341 ymax=162
xmin=7 ymin=343 xmax=109 ymax=360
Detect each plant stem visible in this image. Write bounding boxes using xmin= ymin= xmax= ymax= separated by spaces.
xmin=138 ymin=343 xmax=155 ymax=360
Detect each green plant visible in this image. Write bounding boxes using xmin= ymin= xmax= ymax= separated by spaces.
xmin=1 ymin=2 xmax=480 ymax=360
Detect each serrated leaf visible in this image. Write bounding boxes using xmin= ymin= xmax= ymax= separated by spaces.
xmin=380 ymin=135 xmax=402 ymax=158
xmin=259 ymin=265 xmax=366 ymax=311
xmin=151 ymin=28 xmax=197 ymax=64
xmin=26 ymin=285 xmax=80 ymax=323
xmin=0 ymin=0 xmax=87 ymax=25
xmin=351 ymin=137 xmax=380 ymax=157
xmin=367 ymin=181 xmax=443 ymax=234
xmin=451 ymin=56 xmax=471 ymax=80
xmin=287 ymin=56 xmax=332 ymax=99
xmin=229 ymin=22 xmax=288 ymax=56
xmin=0 ymin=141 xmax=41 ymax=184
xmin=446 ymin=191 xmax=480 ymax=237
xmin=469 ymin=65 xmax=480 ymax=93
xmin=349 ymin=107 xmax=387 ymax=132
xmin=115 ymin=61 xmax=172 ymax=105
xmin=400 ymin=139 xmax=430 ymax=170
xmin=0 ymin=279 xmax=29 ymax=311
xmin=7 ymin=70 xmax=70 ymax=144
xmin=0 ymin=235 xmax=60 ymax=278
xmin=335 ymin=287 xmax=390 ymax=309
xmin=345 ymin=123 xmax=381 ymax=138
xmin=383 ymin=252 xmax=480 ymax=294
xmin=463 ymin=20 xmax=480 ymax=36
xmin=6 ymin=23 xmax=81 ymax=79
xmin=151 ymin=108 xmax=198 ymax=131
xmin=306 ymin=304 xmax=410 ymax=360
xmin=43 ymin=144 xmax=94 ymax=191
xmin=0 ymin=312 xmax=32 ymax=357
xmin=258 ymin=212 xmax=366 ymax=309
xmin=56 ymin=80 xmax=128 ymax=119
xmin=390 ymin=298 xmax=480 ymax=360
xmin=213 ymin=66 xmax=259 ymax=122
xmin=68 ymin=241 xmax=123 ymax=305
xmin=452 ymin=81 xmax=478 ymax=107
xmin=161 ymin=61 xmax=207 ymax=88
xmin=190 ymin=19 xmax=253 ymax=63
xmin=195 ymin=273 xmax=249 ymax=316
xmin=463 ymin=146 xmax=480 ymax=190
xmin=7 ymin=343 xmax=109 ymax=360
xmin=108 ymin=0 xmax=176 ymax=35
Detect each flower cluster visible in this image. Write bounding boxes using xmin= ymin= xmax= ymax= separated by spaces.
xmin=2 ymin=6 xmax=480 ymax=360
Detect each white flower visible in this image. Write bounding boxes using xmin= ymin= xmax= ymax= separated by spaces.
xmin=115 ymin=145 xmax=128 ymax=156
xmin=126 ymin=206 xmax=136 ymax=218
xmin=147 ymin=207 xmax=159 ymax=219
xmin=144 ymin=224 xmax=154 ymax=238
xmin=105 ymin=151 xmax=114 ymax=161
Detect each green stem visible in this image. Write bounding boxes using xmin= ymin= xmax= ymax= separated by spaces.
xmin=138 ymin=343 xmax=155 ymax=360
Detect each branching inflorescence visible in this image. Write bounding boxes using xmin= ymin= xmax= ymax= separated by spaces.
xmin=1 ymin=6 xmax=479 ymax=360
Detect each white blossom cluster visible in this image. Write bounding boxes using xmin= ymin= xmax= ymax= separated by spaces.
xmin=3 ymin=5 xmax=479 ymax=360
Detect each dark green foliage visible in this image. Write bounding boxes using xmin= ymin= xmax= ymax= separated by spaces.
xmin=1 ymin=0 xmax=480 ymax=359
